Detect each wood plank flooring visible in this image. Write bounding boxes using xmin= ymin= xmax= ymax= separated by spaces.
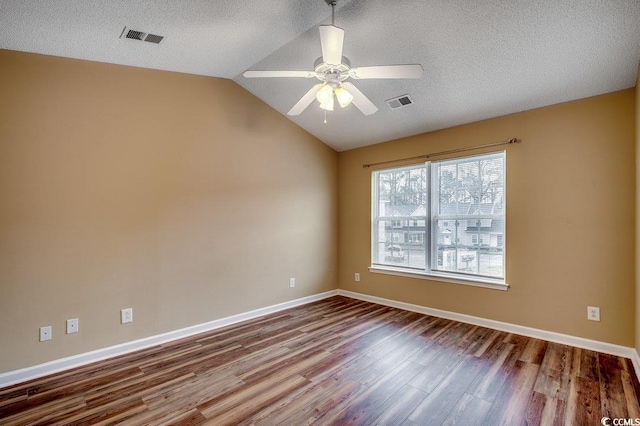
xmin=1 ymin=296 xmax=639 ymax=425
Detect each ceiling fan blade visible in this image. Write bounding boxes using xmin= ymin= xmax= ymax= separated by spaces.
xmin=319 ymin=25 xmax=344 ymax=65
xmin=342 ymin=82 xmax=378 ymax=116
xmin=288 ymin=84 xmax=323 ymax=116
xmin=348 ymin=64 xmax=424 ymax=79
xmin=243 ymin=70 xmax=316 ymax=78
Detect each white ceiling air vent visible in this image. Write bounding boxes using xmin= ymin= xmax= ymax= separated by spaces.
xmin=120 ymin=27 xmax=164 ymax=44
xmin=143 ymin=33 xmax=164 ymax=44
xmin=386 ymin=94 xmax=414 ymax=110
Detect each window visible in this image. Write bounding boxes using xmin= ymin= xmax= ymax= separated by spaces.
xmin=372 ymin=151 xmax=505 ymax=284
xmin=409 ymin=233 xmax=424 ymax=244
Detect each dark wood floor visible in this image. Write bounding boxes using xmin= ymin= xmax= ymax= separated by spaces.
xmin=1 ymin=296 xmax=639 ymax=425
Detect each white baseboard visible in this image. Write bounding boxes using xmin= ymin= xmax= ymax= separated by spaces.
xmin=338 ymin=289 xmax=640 ymax=375
xmin=632 ymin=349 xmax=640 ymax=381
xmin=0 ymin=290 xmax=338 ymax=389
xmin=3 ymin=288 xmax=638 ymax=389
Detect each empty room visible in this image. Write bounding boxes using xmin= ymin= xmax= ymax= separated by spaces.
xmin=1 ymin=0 xmax=640 ymax=424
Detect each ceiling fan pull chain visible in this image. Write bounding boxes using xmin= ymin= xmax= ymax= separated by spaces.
xmin=324 ymin=108 xmax=327 ymax=124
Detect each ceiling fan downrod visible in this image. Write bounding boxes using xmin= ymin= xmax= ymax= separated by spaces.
xmin=325 ymin=0 xmax=337 ymax=26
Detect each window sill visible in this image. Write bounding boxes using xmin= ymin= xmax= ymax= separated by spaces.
xmin=368 ymin=265 xmax=509 ymax=291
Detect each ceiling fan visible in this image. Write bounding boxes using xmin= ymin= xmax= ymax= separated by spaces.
xmin=243 ymin=0 xmax=423 ymax=117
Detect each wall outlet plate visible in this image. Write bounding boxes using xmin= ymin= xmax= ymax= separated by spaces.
xmin=121 ymin=308 xmax=133 ymax=324
xmin=355 ymin=273 xmax=360 ymax=282
xmin=40 ymin=326 xmax=52 ymax=342
xmin=587 ymin=306 xmax=600 ymax=321
xmin=289 ymin=278 xmax=295 ymax=288
xmin=66 ymin=318 xmax=79 ymax=334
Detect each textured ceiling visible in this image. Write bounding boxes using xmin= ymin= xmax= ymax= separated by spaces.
xmin=1 ymin=0 xmax=639 ymax=151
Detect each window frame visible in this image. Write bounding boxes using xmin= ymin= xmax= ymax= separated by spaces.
xmin=370 ymin=151 xmax=508 ymax=291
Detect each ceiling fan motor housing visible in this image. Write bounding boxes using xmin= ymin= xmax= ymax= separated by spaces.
xmin=314 ymin=56 xmax=351 ymax=86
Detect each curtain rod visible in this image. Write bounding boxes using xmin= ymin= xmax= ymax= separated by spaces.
xmin=362 ymin=137 xmax=521 ymax=169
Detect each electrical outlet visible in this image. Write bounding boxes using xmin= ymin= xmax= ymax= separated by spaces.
xmin=355 ymin=273 xmax=360 ymax=282
xmin=121 ymin=308 xmax=133 ymax=324
xmin=587 ymin=306 xmax=600 ymax=321
xmin=40 ymin=326 xmax=52 ymax=342
xmin=66 ymin=318 xmax=79 ymax=334
xmin=289 ymin=278 xmax=295 ymax=288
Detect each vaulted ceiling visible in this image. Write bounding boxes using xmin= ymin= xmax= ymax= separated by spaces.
xmin=2 ymin=0 xmax=639 ymax=151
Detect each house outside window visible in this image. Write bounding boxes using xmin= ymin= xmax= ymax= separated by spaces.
xmin=372 ymin=151 xmax=505 ymax=283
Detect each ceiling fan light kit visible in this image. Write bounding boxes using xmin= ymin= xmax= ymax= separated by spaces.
xmin=319 ymin=94 xmax=334 ymax=111
xmin=316 ymin=82 xmax=353 ymax=110
xmin=316 ymin=83 xmax=334 ymax=104
xmin=335 ymin=86 xmax=353 ymax=108
xmin=242 ymin=0 xmax=424 ymax=119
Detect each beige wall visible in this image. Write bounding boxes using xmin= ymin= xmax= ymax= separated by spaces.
xmin=338 ymin=90 xmax=636 ymax=346
xmin=636 ymin=63 xmax=640 ymax=355
xmin=0 ymin=47 xmax=636 ymax=375
xmin=0 ymin=50 xmax=338 ymax=373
